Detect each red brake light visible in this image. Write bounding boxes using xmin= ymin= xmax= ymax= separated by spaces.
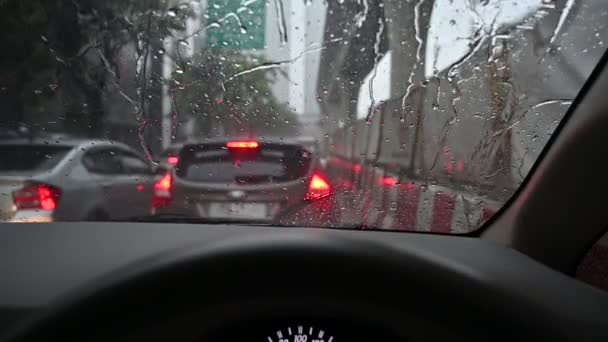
xmin=305 ymin=174 xmax=331 ymax=200
xmin=167 ymin=156 xmax=179 ymax=165
xmin=382 ymin=176 xmax=398 ymax=186
xmin=13 ymin=184 xmax=61 ymax=210
xmin=226 ymin=141 xmax=259 ymax=149
xmin=155 ymin=173 xmax=172 ymax=190
xmin=152 ymin=173 xmax=172 ymax=208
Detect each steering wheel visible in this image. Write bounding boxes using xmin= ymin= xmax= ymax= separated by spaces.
xmin=3 ymin=231 xmax=574 ymax=341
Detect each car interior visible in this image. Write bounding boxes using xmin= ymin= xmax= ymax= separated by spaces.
xmin=0 ymin=51 xmax=608 ymax=342
xmin=3 ymin=0 xmax=608 ymax=341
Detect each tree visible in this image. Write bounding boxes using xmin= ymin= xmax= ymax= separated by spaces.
xmin=170 ymin=49 xmax=300 ymax=139
xmin=0 ymin=0 xmax=193 ymax=141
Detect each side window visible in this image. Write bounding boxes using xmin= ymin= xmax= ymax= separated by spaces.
xmin=118 ymin=153 xmax=152 ymax=174
xmin=82 ymin=149 xmax=124 ymax=175
xmin=576 ymin=233 xmax=608 ymax=292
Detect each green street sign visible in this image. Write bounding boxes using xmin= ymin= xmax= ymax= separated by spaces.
xmin=206 ymin=0 xmax=265 ymax=50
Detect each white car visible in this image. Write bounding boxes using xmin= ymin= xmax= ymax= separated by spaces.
xmin=0 ymin=138 xmax=158 ymax=222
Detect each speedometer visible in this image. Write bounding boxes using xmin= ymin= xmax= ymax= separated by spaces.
xmin=204 ymin=317 xmax=397 ymax=342
xmin=267 ymin=325 xmax=334 ymax=342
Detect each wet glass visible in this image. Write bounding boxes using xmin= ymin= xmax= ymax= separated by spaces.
xmin=0 ymin=146 xmax=70 ymax=172
xmin=0 ymin=0 xmax=606 ymax=232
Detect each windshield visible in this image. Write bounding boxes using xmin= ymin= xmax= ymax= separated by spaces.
xmin=0 ymin=0 xmax=606 ymax=231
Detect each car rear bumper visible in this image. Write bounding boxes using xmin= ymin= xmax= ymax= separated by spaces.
xmin=153 ymin=201 xmax=285 ymax=223
xmin=8 ymin=210 xmax=54 ymax=223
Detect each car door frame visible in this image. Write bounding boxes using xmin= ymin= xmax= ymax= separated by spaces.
xmin=81 ymin=146 xmax=129 ymax=219
xmin=482 ymin=51 xmax=608 ymax=275
xmin=113 ymin=149 xmax=156 ymax=218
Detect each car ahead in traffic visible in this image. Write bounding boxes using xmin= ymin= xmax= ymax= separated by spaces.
xmin=0 ymin=138 xmax=158 ymax=222
xmin=152 ymin=138 xmax=331 ymax=222
xmin=157 ymin=143 xmax=183 ymax=171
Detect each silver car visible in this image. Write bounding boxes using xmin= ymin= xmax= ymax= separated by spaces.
xmin=0 ymin=138 xmax=158 ymax=222
xmin=153 ymin=138 xmax=330 ymax=222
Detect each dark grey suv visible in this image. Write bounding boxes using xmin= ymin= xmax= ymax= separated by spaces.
xmin=152 ymin=138 xmax=330 ymax=222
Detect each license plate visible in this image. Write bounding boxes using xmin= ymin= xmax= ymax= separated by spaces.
xmin=206 ymin=202 xmax=268 ymax=220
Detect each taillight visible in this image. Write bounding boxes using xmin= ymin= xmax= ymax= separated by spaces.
xmin=13 ymin=184 xmax=61 ymax=210
xmin=305 ymin=174 xmax=331 ymax=200
xmin=152 ymin=173 xmax=172 ymax=208
xmin=167 ymin=156 xmax=179 ymax=165
xmin=226 ymin=141 xmax=259 ymax=148
xmin=382 ymin=176 xmax=398 ymax=186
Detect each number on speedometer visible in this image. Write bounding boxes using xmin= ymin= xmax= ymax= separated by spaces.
xmin=267 ymin=325 xmax=334 ymax=342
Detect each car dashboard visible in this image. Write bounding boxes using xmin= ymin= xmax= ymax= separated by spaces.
xmin=0 ymin=223 xmax=607 ymax=341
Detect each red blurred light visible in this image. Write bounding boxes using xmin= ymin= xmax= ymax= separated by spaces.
xmin=382 ymin=177 xmax=398 ymax=186
xmin=152 ymin=173 xmax=172 ymax=208
xmin=305 ymin=174 xmax=331 ymax=200
xmin=13 ymin=184 xmax=60 ymax=210
xmin=310 ymin=174 xmax=330 ymax=190
xmin=456 ymin=160 xmax=464 ymax=172
xmin=444 ymin=160 xmax=454 ymax=174
xmin=38 ymin=187 xmax=55 ymax=210
xmin=353 ymin=164 xmax=362 ymax=173
xmin=155 ymin=173 xmax=172 ymax=190
xmin=167 ymin=156 xmax=179 ymax=165
xmin=226 ymin=141 xmax=259 ymax=148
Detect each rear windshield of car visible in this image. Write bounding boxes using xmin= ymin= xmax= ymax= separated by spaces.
xmin=0 ymin=145 xmax=71 ymax=172
xmin=177 ymin=144 xmax=312 ymax=184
